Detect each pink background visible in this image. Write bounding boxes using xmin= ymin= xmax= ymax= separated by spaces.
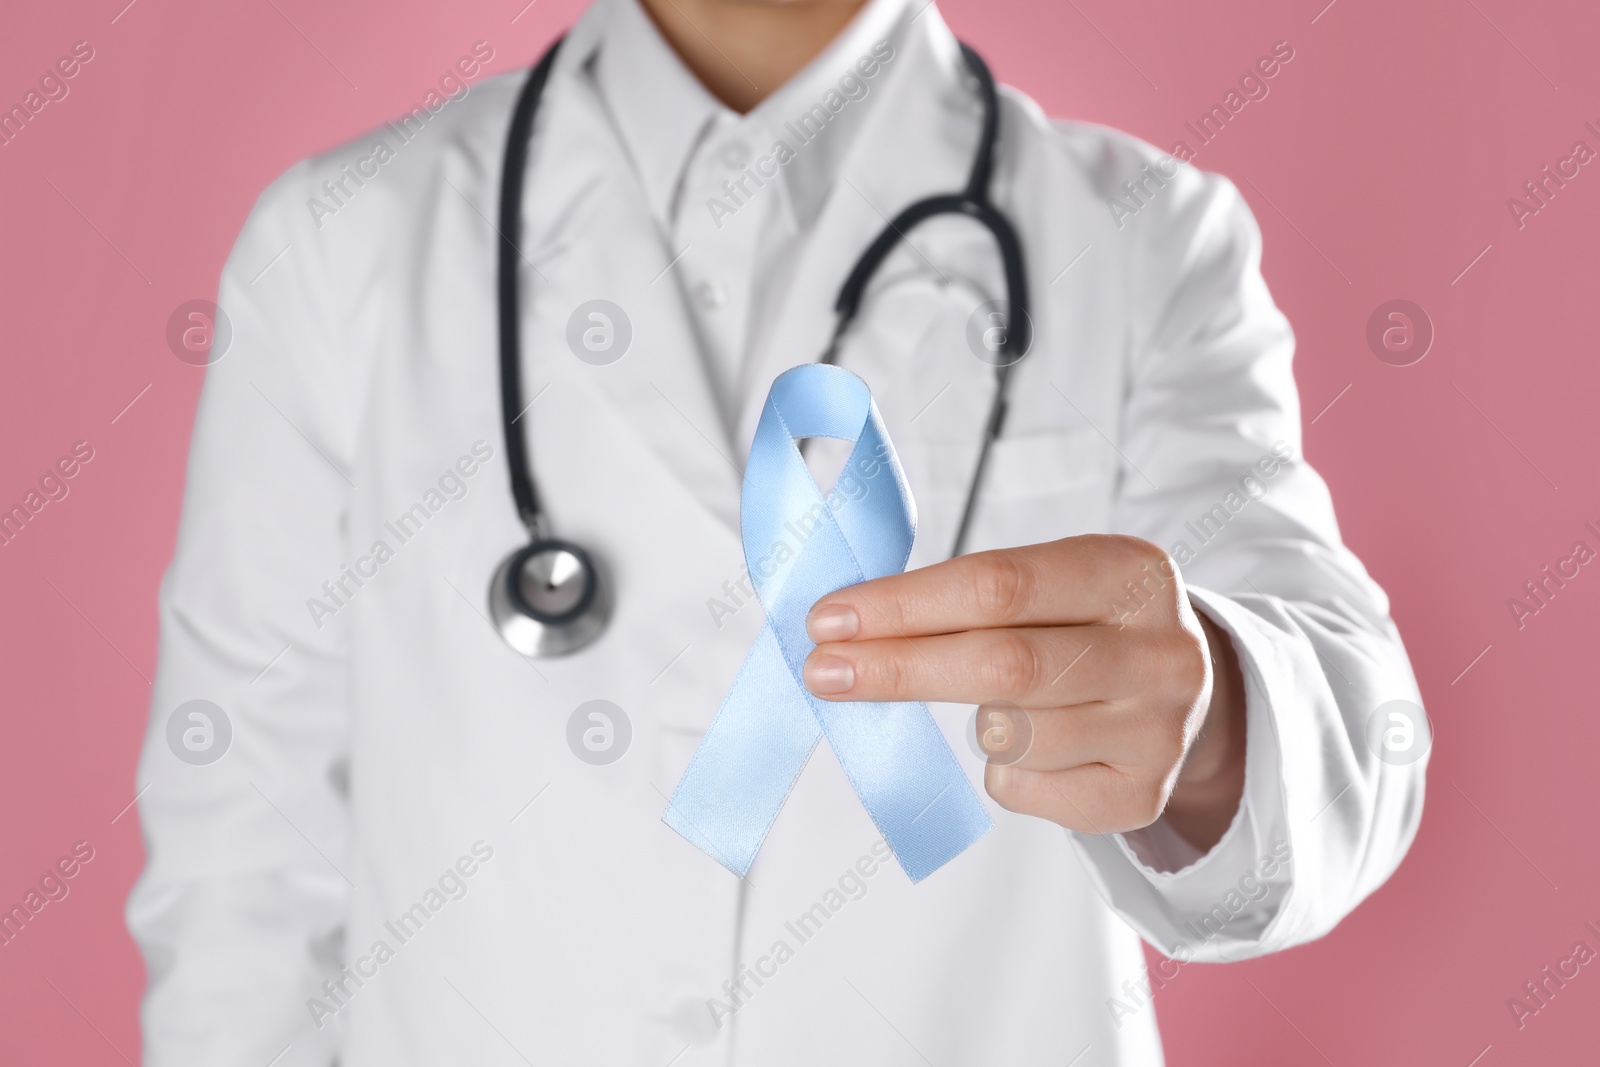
xmin=2 ymin=0 xmax=1597 ymax=1062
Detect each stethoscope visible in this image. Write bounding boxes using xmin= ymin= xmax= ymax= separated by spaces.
xmin=489 ymin=36 xmax=1031 ymax=658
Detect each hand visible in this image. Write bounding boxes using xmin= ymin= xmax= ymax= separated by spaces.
xmin=802 ymin=535 xmax=1247 ymax=850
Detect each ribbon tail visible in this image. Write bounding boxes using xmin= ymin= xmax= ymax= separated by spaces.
xmin=812 ymin=696 xmax=994 ymax=883
xmin=663 ymin=624 xmax=821 ymax=877
xmin=758 ymin=491 xmax=995 ymax=883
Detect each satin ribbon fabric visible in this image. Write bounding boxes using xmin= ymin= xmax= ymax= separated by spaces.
xmin=664 ymin=364 xmax=992 ymax=883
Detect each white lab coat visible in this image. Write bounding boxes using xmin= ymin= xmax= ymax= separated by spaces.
xmin=128 ymin=1 xmax=1426 ymax=1064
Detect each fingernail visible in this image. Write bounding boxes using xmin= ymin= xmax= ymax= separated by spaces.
xmin=804 ymin=654 xmax=855 ymax=695
xmin=807 ymin=603 xmax=859 ymax=642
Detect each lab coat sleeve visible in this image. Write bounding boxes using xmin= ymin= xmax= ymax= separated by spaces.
xmin=1065 ymin=161 xmax=1427 ymax=961
xmin=127 ymin=159 xmax=366 ymax=1066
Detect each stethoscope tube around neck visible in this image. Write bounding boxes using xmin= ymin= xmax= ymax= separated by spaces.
xmin=498 ymin=36 xmax=1030 ymax=564
xmin=822 ymin=42 xmax=1032 ymax=557
xmin=497 ymin=39 xmax=564 ymax=541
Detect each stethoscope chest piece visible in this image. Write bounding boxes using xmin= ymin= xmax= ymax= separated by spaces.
xmin=489 ymin=539 xmax=610 ymax=657
xmin=485 ymin=37 xmax=1025 ymax=656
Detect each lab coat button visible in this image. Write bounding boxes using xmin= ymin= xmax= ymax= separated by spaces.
xmin=668 ymin=996 xmax=721 ymax=1046
xmin=720 ymin=138 xmax=751 ymax=169
xmin=694 ymin=280 xmax=728 ymax=310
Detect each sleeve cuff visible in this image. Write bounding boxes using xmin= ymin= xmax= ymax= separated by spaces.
xmin=1065 ymin=586 xmax=1294 ymax=961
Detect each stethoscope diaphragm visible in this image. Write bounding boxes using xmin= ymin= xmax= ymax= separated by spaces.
xmin=488 ymin=540 xmax=611 ymax=657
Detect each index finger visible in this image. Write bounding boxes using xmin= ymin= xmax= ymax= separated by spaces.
xmin=805 ymin=534 xmax=1177 ymax=642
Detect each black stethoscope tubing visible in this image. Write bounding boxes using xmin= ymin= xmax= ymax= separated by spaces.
xmin=820 ymin=42 xmax=1030 ymax=556
xmin=497 ymin=40 xmax=564 ymax=540
xmin=491 ymin=35 xmax=1029 ymax=655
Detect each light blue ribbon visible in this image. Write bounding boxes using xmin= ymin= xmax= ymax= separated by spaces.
xmin=664 ymin=364 xmax=992 ymax=883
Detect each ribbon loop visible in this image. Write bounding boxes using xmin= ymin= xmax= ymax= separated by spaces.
xmin=664 ymin=364 xmax=992 ymax=883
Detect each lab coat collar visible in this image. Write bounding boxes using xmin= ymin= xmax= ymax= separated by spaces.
xmin=583 ymin=0 xmax=918 ymax=232
xmin=533 ymin=0 xmax=995 ymax=542
xmin=586 ymin=0 xmax=722 ymax=228
xmin=518 ymin=20 xmax=747 ymax=536
xmin=732 ymin=3 xmax=994 ymax=451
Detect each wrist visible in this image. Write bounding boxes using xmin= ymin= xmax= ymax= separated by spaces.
xmin=1162 ymin=605 xmax=1248 ymax=849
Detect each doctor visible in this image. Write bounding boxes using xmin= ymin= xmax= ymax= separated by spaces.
xmin=130 ymin=0 xmax=1426 ymax=1063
